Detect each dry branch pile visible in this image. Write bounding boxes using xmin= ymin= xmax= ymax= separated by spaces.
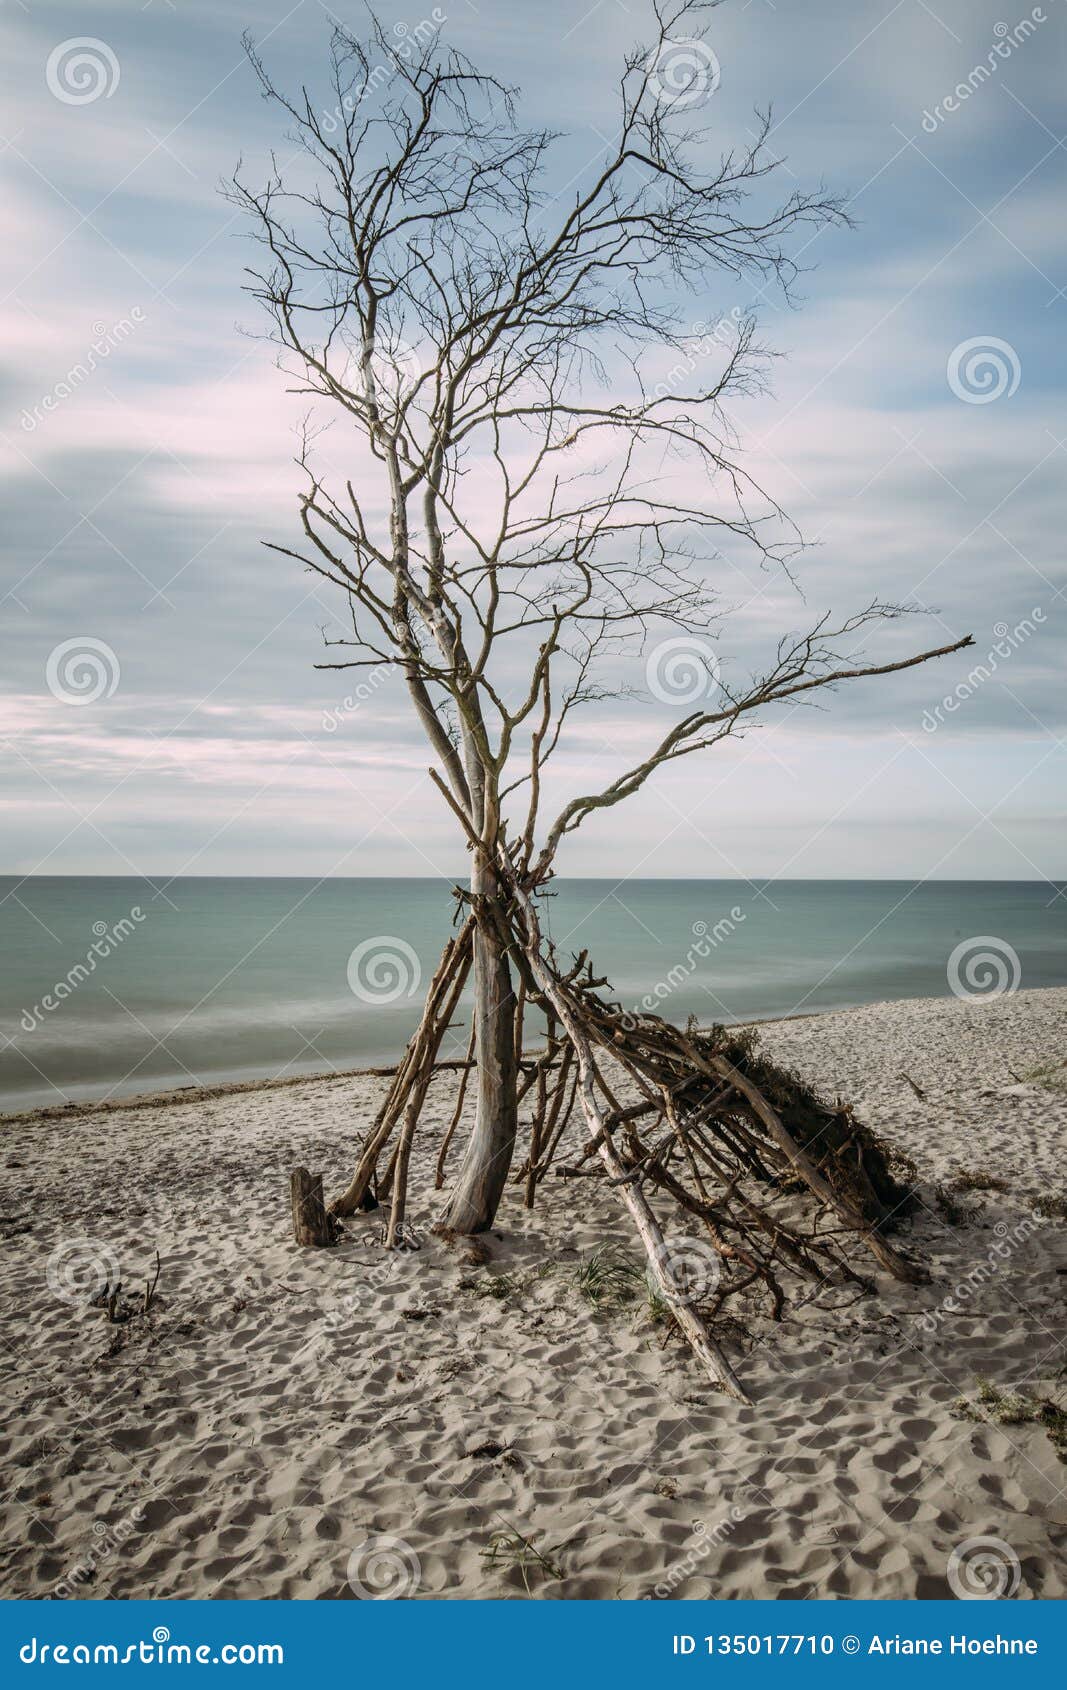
xmin=329 ymin=855 xmax=928 ymax=1404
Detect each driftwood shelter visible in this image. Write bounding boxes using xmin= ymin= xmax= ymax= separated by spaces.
xmin=323 ymin=845 xmax=926 ymax=1404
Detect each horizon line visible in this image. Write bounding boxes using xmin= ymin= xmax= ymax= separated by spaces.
xmin=1 ymin=873 xmax=1064 ymax=886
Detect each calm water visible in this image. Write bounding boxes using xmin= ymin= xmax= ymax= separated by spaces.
xmin=1 ymin=877 xmax=1063 ymax=1111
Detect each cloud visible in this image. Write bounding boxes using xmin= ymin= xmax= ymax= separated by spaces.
xmin=2 ymin=0 xmax=1065 ymax=878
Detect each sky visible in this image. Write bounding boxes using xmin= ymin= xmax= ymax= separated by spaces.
xmin=1 ymin=0 xmax=1065 ymax=884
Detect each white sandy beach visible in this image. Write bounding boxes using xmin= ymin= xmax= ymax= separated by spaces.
xmin=2 ymin=987 xmax=1065 ymax=1601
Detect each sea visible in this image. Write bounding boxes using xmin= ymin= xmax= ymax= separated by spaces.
xmin=1 ymin=877 xmax=1064 ymax=1112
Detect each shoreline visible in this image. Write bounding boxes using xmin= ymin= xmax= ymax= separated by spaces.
xmin=3 ymin=1001 xmax=924 ymax=1127
xmin=0 ymin=988 xmax=1053 ymax=1127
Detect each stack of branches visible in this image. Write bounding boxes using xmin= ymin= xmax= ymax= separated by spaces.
xmin=330 ymin=852 xmax=928 ymax=1403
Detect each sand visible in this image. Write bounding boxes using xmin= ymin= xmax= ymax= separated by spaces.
xmin=2 ymin=987 xmax=1066 ymax=1601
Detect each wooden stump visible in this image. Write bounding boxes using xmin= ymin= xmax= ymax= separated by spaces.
xmin=290 ymin=1168 xmax=339 ymax=1247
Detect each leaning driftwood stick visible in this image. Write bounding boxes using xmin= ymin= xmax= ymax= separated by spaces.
xmin=331 ymin=920 xmax=475 ymax=1216
xmin=386 ymin=944 xmax=473 ymax=1248
xmin=509 ymin=875 xmax=750 ymax=1403
xmin=435 ymin=1019 xmax=476 ymax=1190
xmin=291 ymin=1168 xmax=338 ymax=1247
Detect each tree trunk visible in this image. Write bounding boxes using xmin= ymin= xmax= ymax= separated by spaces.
xmin=439 ymin=870 xmax=518 ymax=1233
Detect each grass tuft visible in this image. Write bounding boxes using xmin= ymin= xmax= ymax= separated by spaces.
xmin=951 ymin=1168 xmax=1011 ymax=1195
xmin=480 ymin=1524 xmax=565 ymax=1591
xmin=573 ymin=1244 xmax=644 ymax=1310
xmin=478 ymin=1272 xmax=519 ymax=1301
xmin=1026 ymin=1060 xmax=1067 ymax=1093
xmin=953 ymin=1379 xmax=1067 ymax=1461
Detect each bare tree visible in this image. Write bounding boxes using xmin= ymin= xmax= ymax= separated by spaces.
xmin=233 ymin=0 xmax=969 ymax=1371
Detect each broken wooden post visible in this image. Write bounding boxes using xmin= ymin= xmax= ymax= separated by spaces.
xmin=290 ymin=1168 xmax=339 ymax=1247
